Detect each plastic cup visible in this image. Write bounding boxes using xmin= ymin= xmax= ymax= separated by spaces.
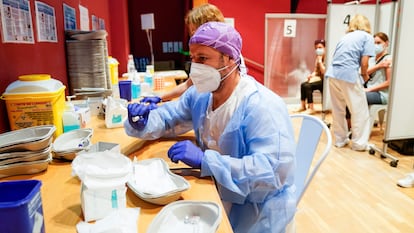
xmin=118 ymin=80 xmax=132 ymax=101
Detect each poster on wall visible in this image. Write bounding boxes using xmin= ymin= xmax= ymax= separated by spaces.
xmin=99 ymin=18 xmax=105 ymax=30
xmin=63 ymin=3 xmax=76 ymax=30
xmin=92 ymin=15 xmax=98 ymax=30
xmin=264 ymin=14 xmax=326 ymax=104
xmin=79 ymin=5 xmax=89 ymax=31
xmin=0 ymin=0 xmax=34 ymax=43
xmin=35 ymin=1 xmax=57 ymax=42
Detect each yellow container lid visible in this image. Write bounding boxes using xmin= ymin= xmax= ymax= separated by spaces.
xmin=4 ymin=74 xmax=64 ymax=94
xmin=18 ymin=74 xmax=51 ymax=82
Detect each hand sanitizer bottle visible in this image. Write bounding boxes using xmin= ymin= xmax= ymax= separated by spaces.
xmin=62 ymin=96 xmax=81 ymax=133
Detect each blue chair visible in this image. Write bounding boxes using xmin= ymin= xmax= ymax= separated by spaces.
xmin=286 ymin=114 xmax=332 ymax=232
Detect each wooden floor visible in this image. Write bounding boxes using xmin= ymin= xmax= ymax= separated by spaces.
xmin=289 ymin=105 xmax=414 ymax=233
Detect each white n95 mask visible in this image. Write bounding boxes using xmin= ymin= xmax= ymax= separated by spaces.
xmin=190 ymin=62 xmax=239 ymax=93
xmin=190 ymin=63 xmax=225 ymax=93
xmin=315 ymin=48 xmax=324 ymax=56
xmin=375 ymin=44 xmax=385 ymax=55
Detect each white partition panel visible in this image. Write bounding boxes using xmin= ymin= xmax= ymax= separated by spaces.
xmin=324 ymin=4 xmax=376 ymax=111
xmin=378 ymin=1 xmax=398 ymax=55
xmin=264 ymin=14 xmax=326 ymax=104
xmin=385 ymin=0 xmax=414 ymax=140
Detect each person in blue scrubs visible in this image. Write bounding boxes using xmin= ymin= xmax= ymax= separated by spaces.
xmin=325 ymin=14 xmax=375 ymax=151
xmin=124 ymin=22 xmax=296 ymax=233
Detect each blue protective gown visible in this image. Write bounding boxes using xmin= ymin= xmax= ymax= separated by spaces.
xmin=124 ymin=75 xmax=296 ymax=233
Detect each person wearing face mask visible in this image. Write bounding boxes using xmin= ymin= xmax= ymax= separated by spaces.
xmin=140 ymin=3 xmax=248 ymax=104
xmin=365 ymin=32 xmax=392 ymax=105
xmin=296 ymin=39 xmax=326 ymax=114
xmin=325 ymin=14 xmax=375 ymax=151
xmin=345 ymin=32 xmax=392 ymax=131
xmin=124 ymin=22 xmax=296 ymax=233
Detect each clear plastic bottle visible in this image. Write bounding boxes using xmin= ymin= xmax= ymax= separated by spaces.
xmin=62 ymin=96 xmax=81 ymax=133
xmin=127 ymin=54 xmax=137 ymax=73
xmin=131 ymin=72 xmax=141 ymax=100
xmin=144 ymin=69 xmax=154 ymax=90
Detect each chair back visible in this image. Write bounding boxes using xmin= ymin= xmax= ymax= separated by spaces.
xmin=290 ymin=114 xmax=332 ymax=204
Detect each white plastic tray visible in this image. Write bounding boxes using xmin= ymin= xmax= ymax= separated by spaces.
xmin=127 ymin=158 xmax=190 ymax=205
xmin=52 ymin=128 xmax=93 ymax=160
xmin=147 ymin=200 xmax=222 ymax=233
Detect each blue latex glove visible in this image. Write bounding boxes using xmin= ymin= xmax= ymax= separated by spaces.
xmin=141 ymin=96 xmax=162 ymax=104
xmin=168 ymin=140 xmax=204 ymax=169
xmin=127 ymin=103 xmax=154 ymax=130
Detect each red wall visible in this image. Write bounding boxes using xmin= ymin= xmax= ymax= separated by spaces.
xmin=0 ymin=0 xmax=114 ymax=132
xmin=109 ymin=0 xmax=130 ymax=75
xmin=127 ymin=0 xmax=191 ymax=72
xmin=209 ymin=0 xmax=291 ymax=84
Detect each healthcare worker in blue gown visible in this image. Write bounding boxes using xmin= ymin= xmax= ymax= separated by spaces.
xmin=124 ymin=22 xmax=296 ymax=233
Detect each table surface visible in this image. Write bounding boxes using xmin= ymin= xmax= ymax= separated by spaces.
xmin=1 ymin=118 xmax=233 ymax=233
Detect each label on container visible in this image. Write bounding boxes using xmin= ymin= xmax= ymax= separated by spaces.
xmin=8 ymin=101 xmax=54 ymax=129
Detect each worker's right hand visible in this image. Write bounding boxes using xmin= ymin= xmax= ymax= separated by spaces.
xmin=167 ymin=140 xmax=204 ymax=169
xmin=140 ymin=96 xmax=162 ymax=105
xmin=127 ymin=103 xmax=153 ymax=130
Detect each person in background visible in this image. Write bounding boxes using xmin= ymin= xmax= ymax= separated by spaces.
xmin=345 ymin=32 xmax=392 ymax=132
xmin=286 ymin=59 xmax=311 ymax=98
xmin=142 ymin=3 xmax=247 ymax=104
xmin=325 ymin=14 xmax=375 ymax=151
xmin=124 ymin=22 xmax=296 ymax=233
xmin=365 ymin=32 xmax=392 ymax=105
xmin=155 ymin=3 xmax=224 ymax=103
xmin=296 ymin=39 xmax=326 ymax=114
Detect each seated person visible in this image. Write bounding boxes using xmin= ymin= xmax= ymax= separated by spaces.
xmin=124 ymin=22 xmax=296 ymax=233
xmin=365 ymin=32 xmax=392 ymax=105
xmin=296 ymin=39 xmax=326 ymax=114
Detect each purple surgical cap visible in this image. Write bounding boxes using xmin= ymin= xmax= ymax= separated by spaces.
xmin=189 ymin=21 xmax=242 ymax=60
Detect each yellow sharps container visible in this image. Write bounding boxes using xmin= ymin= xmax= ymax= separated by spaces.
xmin=1 ymin=74 xmax=66 ymax=136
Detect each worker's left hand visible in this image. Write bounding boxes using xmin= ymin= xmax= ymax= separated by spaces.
xmin=167 ymin=140 xmax=204 ymax=169
xmin=140 ymin=96 xmax=162 ymax=105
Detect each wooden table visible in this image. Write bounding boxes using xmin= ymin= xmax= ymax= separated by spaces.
xmin=1 ymin=116 xmax=233 ymax=233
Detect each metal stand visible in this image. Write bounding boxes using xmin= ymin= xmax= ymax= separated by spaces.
xmin=368 ymin=141 xmax=399 ymax=167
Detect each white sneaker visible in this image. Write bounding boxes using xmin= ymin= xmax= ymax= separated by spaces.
xmin=352 ymin=144 xmax=370 ymax=152
xmin=397 ymin=173 xmax=414 ymax=188
xmin=335 ymin=139 xmax=350 ymax=148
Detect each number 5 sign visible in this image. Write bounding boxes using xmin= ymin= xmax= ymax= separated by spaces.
xmin=284 ymin=19 xmax=296 ymax=37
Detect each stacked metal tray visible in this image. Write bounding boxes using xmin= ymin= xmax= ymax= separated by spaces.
xmin=66 ymin=30 xmax=111 ymax=96
xmin=0 ymin=125 xmax=55 ymax=178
